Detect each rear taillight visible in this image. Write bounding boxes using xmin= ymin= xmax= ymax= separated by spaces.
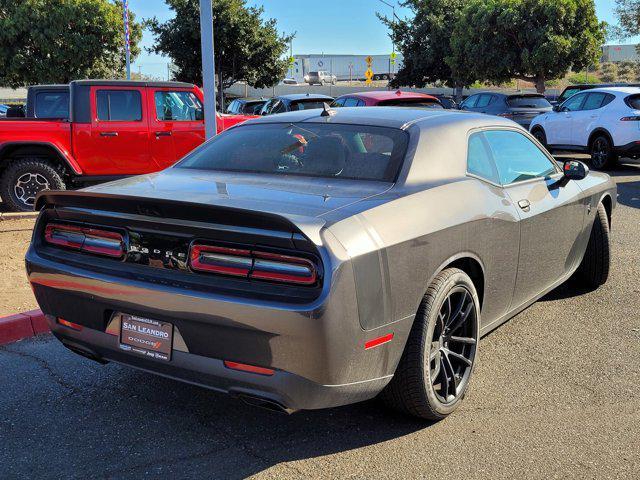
xmin=620 ymin=116 xmax=640 ymax=121
xmin=44 ymin=223 xmax=124 ymax=258
xmin=190 ymin=243 xmax=317 ymax=285
xmin=498 ymin=112 xmax=514 ymax=118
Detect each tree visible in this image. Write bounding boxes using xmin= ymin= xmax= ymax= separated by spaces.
xmin=449 ymin=0 xmax=605 ymax=93
xmin=0 ymin=0 xmax=142 ymax=88
xmin=600 ymin=62 xmax=619 ymax=82
xmin=614 ymin=0 xmax=640 ymax=37
xmin=379 ymin=0 xmax=473 ymax=96
xmin=147 ymin=0 xmax=291 ymax=90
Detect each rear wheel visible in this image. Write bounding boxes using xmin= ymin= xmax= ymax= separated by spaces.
xmin=0 ymin=158 xmax=65 ymax=212
xmin=574 ymin=202 xmax=610 ymax=288
xmin=380 ymin=268 xmax=479 ymax=420
xmin=590 ymin=135 xmax=618 ymax=170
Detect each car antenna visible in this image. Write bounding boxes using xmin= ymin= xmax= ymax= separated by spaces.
xmin=320 ymin=103 xmax=336 ymax=117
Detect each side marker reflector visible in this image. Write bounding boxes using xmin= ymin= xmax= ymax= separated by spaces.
xmin=365 ymin=333 xmax=394 ymax=350
xmin=58 ymin=318 xmax=83 ymax=331
xmin=224 ymin=361 xmax=274 ymax=376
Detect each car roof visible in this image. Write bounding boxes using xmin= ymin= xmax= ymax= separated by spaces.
xmin=276 ymin=94 xmax=334 ymax=101
xmin=581 ymin=86 xmax=640 ymax=95
xmin=339 ymin=90 xmax=439 ymax=101
xmin=241 ymin=105 xmax=513 ymax=130
xmin=70 ymin=79 xmax=195 ymax=89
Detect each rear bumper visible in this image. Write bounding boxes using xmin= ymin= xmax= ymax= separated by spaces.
xmin=26 ymin=247 xmax=411 ymax=411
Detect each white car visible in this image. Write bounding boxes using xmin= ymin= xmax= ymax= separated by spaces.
xmin=530 ymin=87 xmax=640 ymax=169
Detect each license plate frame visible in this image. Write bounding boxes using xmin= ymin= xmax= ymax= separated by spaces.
xmin=119 ymin=314 xmax=173 ymax=362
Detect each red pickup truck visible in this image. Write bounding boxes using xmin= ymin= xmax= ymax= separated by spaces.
xmin=0 ymin=80 xmax=254 ymax=211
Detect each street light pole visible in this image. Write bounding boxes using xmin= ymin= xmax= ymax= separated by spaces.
xmin=123 ymin=0 xmax=131 ymax=80
xmin=378 ymin=0 xmax=397 ymax=78
xmin=199 ymin=0 xmax=218 ymax=139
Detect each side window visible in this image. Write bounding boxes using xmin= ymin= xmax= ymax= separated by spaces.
xmin=562 ymin=93 xmax=586 ymax=112
xmin=271 ymin=100 xmax=286 ymax=114
xmin=96 ymin=90 xmax=142 ymax=121
xmin=467 ymin=132 xmax=500 ymax=184
xmin=332 ymin=98 xmax=346 ymax=107
xmin=601 ymin=93 xmax=615 ymax=108
xmin=155 ymin=91 xmax=203 ymax=121
xmin=34 ymin=91 xmax=70 ymax=119
xmin=484 ymin=130 xmax=557 ymax=184
xmin=582 ymin=93 xmax=607 ymax=111
xmin=356 ymin=100 xmax=366 ymax=107
xmin=344 ymin=97 xmax=360 ymax=107
xmin=226 ymin=100 xmax=237 ymax=113
xmin=475 ymin=94 xmax=492 ymax=108
xmin=462 ymin=95 xmax=479 ymax=109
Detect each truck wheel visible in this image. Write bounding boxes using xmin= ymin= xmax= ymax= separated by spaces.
xmin=380 ymin=268 xmax=480 ymax=420
xmin=0 ymin=158 xmax=65 ymax=212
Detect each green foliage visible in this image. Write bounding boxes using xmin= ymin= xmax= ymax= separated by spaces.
xmin=567 ymin=72 xmax=601 ymax=84
xmin=147 ymin=0 xmax=291 ymax=89
xmin=599 ymin=62 xmax=619 ymax=82
xmin=615 ymin=0 xmax=640 ymax=37
xmin=617 ymin=60 xmax=639 ymax=81
xmin=379 ymin=0 xmax=473 ymax=89
xmin=0 ymin=0 xmax=142 ymax=88
xmin=448 ymin=0 xmax=605 ymax=93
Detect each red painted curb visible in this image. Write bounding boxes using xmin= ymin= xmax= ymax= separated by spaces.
xmin=0 ymin=309 xmax=49 ymax=345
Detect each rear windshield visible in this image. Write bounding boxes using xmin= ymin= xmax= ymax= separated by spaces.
xmin=290 ymin=100 xmax=331 ymax=110
xmin=558 ymin=87 xmax=584 ymax=102
xmin=625 ymin=95 xmax=640 ymax=109
xmin=506 ymin=96 xmax=551 ymax=108
xmin=176 ymin=123 xmax=409 ymax=182
xmin=379 ymin=99 xmax=443 ymax=109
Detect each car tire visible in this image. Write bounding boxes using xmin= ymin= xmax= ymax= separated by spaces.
xmin=0 ymin=158 xmax=65 ymax=212
xmin=531 ymin=127 xmax=548 ymax=149
xmin=574 ymin=202 xmax=610 ymax=288
xmin=380 ymin=268 xmax=480 ymax=420
xmin=590 ymin=135 xmax=618 ymax=170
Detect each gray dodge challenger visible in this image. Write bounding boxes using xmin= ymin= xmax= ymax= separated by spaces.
xmin=26 ymin=107 xmax=616 ymax=420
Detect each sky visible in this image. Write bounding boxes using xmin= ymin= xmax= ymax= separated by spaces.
xmin=128 ymin=0 xmax=631 ymax=80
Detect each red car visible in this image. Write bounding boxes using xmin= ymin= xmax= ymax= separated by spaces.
xmin=331 ymin=90 xmax=444 ymax=109
xmin=0 ymin=80 xmax=255 ymax=211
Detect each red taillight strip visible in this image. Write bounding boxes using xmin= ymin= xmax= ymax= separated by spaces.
xmin=224 ymin=361 xmax=274 ymax=376
xmin=58 ymin=318 xmax=83 ymax=331
xmin=44 ymin=223 xmax=124 ymax=258
xmin=190 ymin=245 xmax=252 ymax=277
xmin=364 ymin=333 xmax=394 ymax=350
xmin=189 ymin=244 xmax=317 ymax=286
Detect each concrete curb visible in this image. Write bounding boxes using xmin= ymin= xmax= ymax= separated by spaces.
xmin=0 ymin=309 xmax=49 ymax=345
xmin=0 ymin=211 xmax=39 ymax=221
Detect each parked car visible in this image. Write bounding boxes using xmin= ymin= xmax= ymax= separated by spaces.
xmin=0 ymin=80 xmax=256 ymax=211
xmin=530 ymin=86 xmax=640 ymax=169
xmin=259 ymin=94 xmax=334 ymax=115
xmin=27 ymin=107 xmax=615 ymax=420
xmin=0 ymin=104 xmax=8 ymax=117
xmin=459 ymin=92 xmax=552 ymax=128
xmin=280 ymin=77 xmax=298 ymax=85
xmin=332 ymin=90 xmax=443 ymax=109
xmin=433 ymin=95 xmax=458 ymax=109
xmin=304 ymin=71 xmax=337 ymax=86
xmin=554 ymin=83 xmax=640 ymax=105
xmin=226 ymin=98 xmax=267 ymax=115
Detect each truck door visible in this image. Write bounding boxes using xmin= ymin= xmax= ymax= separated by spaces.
xmin=150 ymin=88 xmax=205 ymax=167
xmin=89 ymin=86 xmax=156 ymax=174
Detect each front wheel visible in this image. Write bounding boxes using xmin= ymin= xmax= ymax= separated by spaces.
xmin=531 ymin=127 xmax=547 ymax=149
xmin=590 ymin=135 xmax=618 ymax=170
xmin=380 ymin=268 xmax=480 ymax=420
xmin=0 ymin=158 xmax=65 ymax=212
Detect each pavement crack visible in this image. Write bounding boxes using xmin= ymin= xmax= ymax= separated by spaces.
xmin=0 ymin=346 xmax=82 ymax=395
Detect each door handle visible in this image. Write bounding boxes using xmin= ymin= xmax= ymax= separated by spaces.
xmin=518 ymin=199 xmax=531 ymax=212
xmin=155 ymin=131 xmax=172 ymax=137
xmin=100 ymin=132 xmax=118 ymax=137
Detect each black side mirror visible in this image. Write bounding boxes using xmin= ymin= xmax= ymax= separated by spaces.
xmin=195 ymin=109 xmax=204 ymax=121
xmin=552 ymin=105 xmax=562 ymax=112
xmin=563 ymin=160 xmax=589 ymax=181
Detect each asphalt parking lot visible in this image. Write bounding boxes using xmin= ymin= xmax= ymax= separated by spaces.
xmin=1 ymin=160 xmax=639 ymax=479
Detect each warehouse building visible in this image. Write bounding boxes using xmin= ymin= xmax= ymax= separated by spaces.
xmin=601 ymin=44 xmax=640 ymax=63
